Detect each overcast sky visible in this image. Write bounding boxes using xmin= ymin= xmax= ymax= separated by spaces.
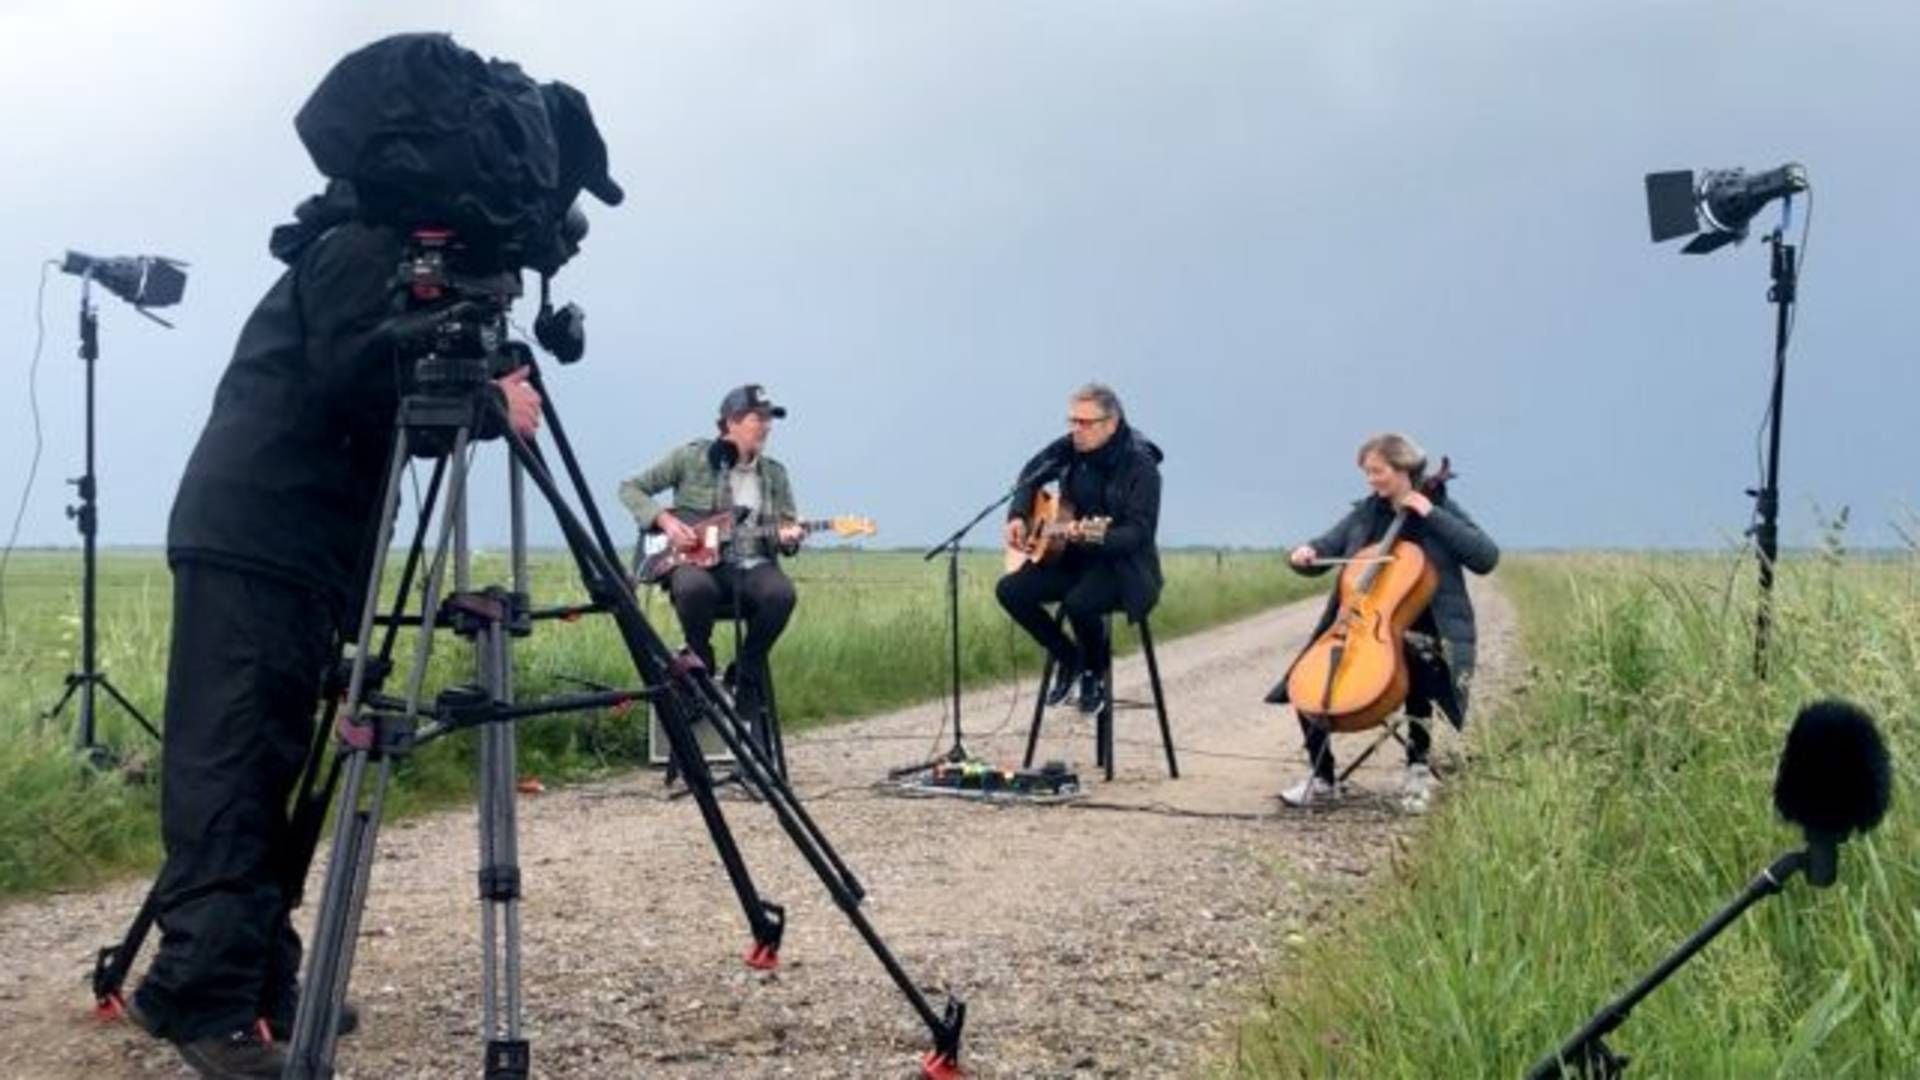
xmin=3 ymin=1 xmax=1915 ymax=555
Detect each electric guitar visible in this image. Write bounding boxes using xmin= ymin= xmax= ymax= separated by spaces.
xmin=635 ymin=508 xmax=877 ymax=584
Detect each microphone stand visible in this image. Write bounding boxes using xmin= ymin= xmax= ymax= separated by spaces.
xmin=892 ymin=458 xmax=1061 ymax=780
xmin=1527 ymin=849 xmax=1809 ymax=1078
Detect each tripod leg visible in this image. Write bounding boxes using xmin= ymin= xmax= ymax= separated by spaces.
xmin=41 ymin=676 xmax=81 ymax=724
xmin=500 ymin=428 xmax=965 ymax=1067
xmin=90 ymin=888 xmax=158 ymax=1019
xmin=683 ymin=671 xmax=864 ymax=899
xmin=98 ymin=675 xmax=162 ymax=742
xmin=289 ymin=426 xmax=469 ymax=1077
xmin=463 ymin=486 xmax=530 ymax=1079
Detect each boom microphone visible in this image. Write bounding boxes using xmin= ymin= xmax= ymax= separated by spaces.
xmin=1773 ymin=699 xmax=1892 ymax=887
xmin=1530 ymin=699 xmax=1894 ymax=1076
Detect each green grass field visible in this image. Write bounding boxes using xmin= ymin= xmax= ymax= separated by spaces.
xmin=1230 ymin=551 xmax=1919 ymax=1077
xmin=0 ymin=546 xmax=1314 ymax=898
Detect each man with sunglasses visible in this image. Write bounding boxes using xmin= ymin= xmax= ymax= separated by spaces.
xmin=996 ymin=383 xmax=1165 ymax=713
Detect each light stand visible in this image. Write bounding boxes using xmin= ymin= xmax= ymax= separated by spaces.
xmin=1748 ymin=223 xmax=1796 ymax=677
xmin=41 ymin=277 xmax=167 ymax=761
xmin=1644 ymin=164 xmax=1808 ymax=678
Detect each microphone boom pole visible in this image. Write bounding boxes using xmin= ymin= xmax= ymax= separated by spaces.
xmin=1527 ymin=851 xmax=1808 ymax=1078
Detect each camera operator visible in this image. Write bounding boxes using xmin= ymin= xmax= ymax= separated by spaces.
xmin=125 ymin=35 xmax=619 ymax=1079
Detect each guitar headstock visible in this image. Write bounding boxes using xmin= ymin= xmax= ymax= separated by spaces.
xmin=1076 ymin=516 xmax=1112 ymax=545
xmin=826 ymin=516 xmax=878 ymax=539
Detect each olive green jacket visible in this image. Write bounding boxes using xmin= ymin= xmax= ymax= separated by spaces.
xmin=618 ymin=439 xmax=798 ymax=531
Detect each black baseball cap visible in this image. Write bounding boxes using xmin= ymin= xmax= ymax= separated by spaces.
xmin=718 ymin=384 xmax=787 ymax=420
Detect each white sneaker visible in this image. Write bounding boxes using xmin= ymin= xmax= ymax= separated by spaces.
xmin=1400 ymin=763 xmax=1436 ymax=815
xmin=1279 ymin=776 xmax=1339 ymax=807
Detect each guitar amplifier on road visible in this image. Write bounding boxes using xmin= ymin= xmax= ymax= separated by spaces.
xmin=647 ymin=702 xmax=736 ymax=766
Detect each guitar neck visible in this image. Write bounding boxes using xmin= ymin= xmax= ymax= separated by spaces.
xmin=730 ymin=518 xmax=833 ymax=539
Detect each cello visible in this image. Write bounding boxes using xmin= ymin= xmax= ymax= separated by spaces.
xmin=1284 ymin=459 xmax=1454 ymax=733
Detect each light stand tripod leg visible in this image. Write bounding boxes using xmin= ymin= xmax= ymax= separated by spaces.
xmin=96 ymin=677 xmax=160 ymax=741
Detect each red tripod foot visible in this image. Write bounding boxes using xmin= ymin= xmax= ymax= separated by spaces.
xmin=920 ymin=1048 xmax=965 ymax=1079
xmin=744 ymin=941 xmax=780 ymax=970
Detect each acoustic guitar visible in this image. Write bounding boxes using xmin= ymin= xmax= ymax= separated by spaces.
xmin=636 ymin=508 xmax=876 ymax=584
xmin=1003 ymin=488 xmax=1111 ymax=574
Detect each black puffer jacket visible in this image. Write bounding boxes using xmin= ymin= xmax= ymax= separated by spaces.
xmin=167 ymin=191 xmax=410 ymax=618
xmin=1008 ymin=423 xmax=1165 ymax=622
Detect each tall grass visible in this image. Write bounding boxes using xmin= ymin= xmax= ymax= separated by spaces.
xmin=1230 ymin=551 xmax=1919 ymax=1077
xmin=0 ymin=547 xmax=1314 ymax=898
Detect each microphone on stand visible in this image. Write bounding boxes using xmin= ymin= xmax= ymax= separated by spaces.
xmin=1529 ymin=700 xmax=1893 ymax=1078
xmin=1774 ymin=699 xmax=1893 ymax=887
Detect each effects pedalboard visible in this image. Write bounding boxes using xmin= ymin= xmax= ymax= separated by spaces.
xmin=901 ymin=758 xmax=1084 ymax=802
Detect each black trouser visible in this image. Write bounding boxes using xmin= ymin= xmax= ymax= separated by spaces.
xmin=995 ymin=554 xmax=1123 ymax=675
xmin=133 ymin=561 xmax=335 ymax=1041
xmin=664 ymin=561 xmax=797 ymax=689
xmin=1299 ymin=654 xmax=1475 ymax=782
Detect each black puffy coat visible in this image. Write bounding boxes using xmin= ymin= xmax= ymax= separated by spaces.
xmin=1008 ymin=424 xmax=1165 ymax=622
xmin=167 ymin=196 xmax=410 ymax=617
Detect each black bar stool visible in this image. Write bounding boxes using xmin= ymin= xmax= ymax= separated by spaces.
xmin=1022 ymin=609 xmax=1177 ymax=781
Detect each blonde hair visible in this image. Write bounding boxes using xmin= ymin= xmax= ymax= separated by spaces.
xmin=1357 ymin=432 xmax=1426 ymax=482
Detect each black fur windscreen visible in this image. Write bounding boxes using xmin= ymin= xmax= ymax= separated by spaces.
xmin=1773 ymin=699 xmax=1893 ymax=836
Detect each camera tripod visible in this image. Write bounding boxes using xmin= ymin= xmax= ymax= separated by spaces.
xmin=284 ymin=361 xmax=965 ymax=1077
xmin=91 ymin=356 xmax=965 ymax=1078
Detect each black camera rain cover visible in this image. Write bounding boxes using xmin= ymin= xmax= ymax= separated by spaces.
xmin=294 ymin=33 xmax=562 ymax=253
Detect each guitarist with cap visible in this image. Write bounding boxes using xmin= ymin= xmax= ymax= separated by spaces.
xmin=619 ymin=384 xmax=804 ymax=725
xmin=996 ymin=382 xmax=1165 ymax=714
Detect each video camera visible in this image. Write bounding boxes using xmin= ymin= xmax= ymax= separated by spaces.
xmin=381 ymin=226 xmax=529 ymax=401
xmin=295 ymin=33 xmax=622 ymax=279
xmin=297 ymin=31 xmax=614 ymax=402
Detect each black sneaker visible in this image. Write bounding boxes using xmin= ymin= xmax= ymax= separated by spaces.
xmin=1077 ymin=671 xmax=1107 ymax=715
xmin=733 ymin=677 xmax=767 ymax=732
xmin=266 ymin=1000 xmax=361 ymax=1042
xmin=1044 ymin=658 xmax=1082 ymax=707
xmin=174 ymin=1024 xmax=287 ymax=1080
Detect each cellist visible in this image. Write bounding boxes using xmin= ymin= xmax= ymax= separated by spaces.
xmin=1269 ymin=433 xmax=1499 ymax=812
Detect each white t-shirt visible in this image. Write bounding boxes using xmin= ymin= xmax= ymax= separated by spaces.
xmin=728 ymin=464 xmax=767 ymax=568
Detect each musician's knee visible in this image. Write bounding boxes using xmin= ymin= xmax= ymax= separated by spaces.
xmin=668 ymin=568 xmax=721 ymax=611
xmin=756 ymin=573 xmax=797 ymax=618
xmin=994 ymin=571 xmax=1027 ymax=612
